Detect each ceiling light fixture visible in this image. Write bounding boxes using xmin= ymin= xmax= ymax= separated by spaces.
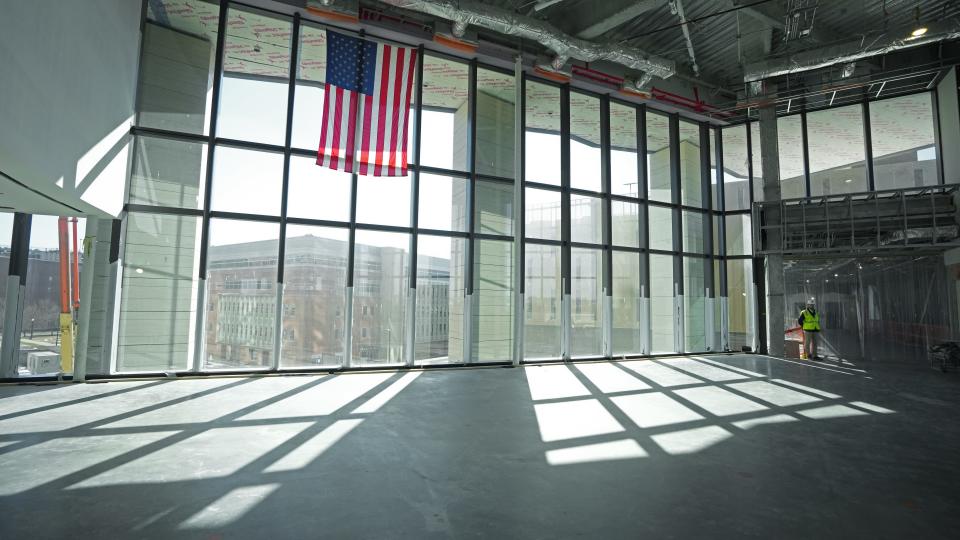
xmin=911 ymin=27 xmax=928 ymax=37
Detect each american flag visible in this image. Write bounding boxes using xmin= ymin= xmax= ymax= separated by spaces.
xmin=316 ymin=31 xmax=418 ymax=177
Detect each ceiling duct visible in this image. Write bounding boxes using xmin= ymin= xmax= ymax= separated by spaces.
xmin=744 ymin=18 xmax=960 ymax=82
xmin=376 ymin=0 xmax=675 ymax=79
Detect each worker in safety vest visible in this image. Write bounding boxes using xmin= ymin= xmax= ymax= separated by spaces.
xmin=798 ymin=298 xmax=822 ymax=361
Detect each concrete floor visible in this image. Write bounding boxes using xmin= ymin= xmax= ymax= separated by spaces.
xmin=0 ymin=354 xmax=958 ymax=539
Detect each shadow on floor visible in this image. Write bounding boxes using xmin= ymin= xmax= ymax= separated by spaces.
xmin=0 ymin=354 xmax=958 ymax=539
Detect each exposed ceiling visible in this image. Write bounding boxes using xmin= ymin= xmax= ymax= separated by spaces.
xmin=152 ymin=0 xmax=960 ymax=124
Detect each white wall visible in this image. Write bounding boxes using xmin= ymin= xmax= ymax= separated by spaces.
xmin=0 ymin=0 xmax=142 ymax=217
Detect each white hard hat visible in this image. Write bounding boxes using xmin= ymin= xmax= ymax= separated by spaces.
xmin=807 ymin=297 xmax=816 ymax=305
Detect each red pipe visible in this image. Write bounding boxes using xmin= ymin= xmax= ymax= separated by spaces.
xmin=571 ymin=65 xmax=623 ymax=86
xmin=71 ymin=218 xmax=80 ymax=310
xmin=57 ymin=217 xmax=70 ymax=315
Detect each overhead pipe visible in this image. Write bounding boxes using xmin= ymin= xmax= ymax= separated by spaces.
xmin=744 ymin=18 xmax=960 ymax=82
xmin=377 ymin=0 xmax=676 ymax=79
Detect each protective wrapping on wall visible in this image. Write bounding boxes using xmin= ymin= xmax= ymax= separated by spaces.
xmin=783 ymin=256 xmax=959 ymax=363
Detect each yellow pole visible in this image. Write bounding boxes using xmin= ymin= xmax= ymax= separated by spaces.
xmin=60 ymin=313 xmax=75 ymax=373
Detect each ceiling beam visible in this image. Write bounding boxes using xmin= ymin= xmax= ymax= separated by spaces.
xmin=672 ymin=0 xmax=700 ymax=76
xmin=576 ymin=0 xmax=664 ymax=40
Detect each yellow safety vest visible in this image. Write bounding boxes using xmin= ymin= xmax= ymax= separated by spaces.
xmin=800 ymin=309 xmax=821 ymax=331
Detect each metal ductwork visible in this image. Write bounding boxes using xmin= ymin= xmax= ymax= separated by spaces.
xmin=744 ymin=18 xmax=960 ymax=82
xmin=377 ymin=0 xmax=676 ymax=79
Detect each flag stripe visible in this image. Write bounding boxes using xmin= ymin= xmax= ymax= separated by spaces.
xmin=387 ymin=47 xmax=405 ymax=175
xmin=373 ymin=45 xmax=393 ymax=177
xmin=317 ymin=31 xmax=418 ymax=177
xmin=316 ymin=85 xmax=332 ymax=167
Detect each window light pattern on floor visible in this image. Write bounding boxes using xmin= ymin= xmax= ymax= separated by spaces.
xmin=526 ymin=356 xmax=895 ymax=465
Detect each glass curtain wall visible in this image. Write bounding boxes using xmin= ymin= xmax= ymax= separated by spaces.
xmin=119 ymin=0 xmax=739 ymax=373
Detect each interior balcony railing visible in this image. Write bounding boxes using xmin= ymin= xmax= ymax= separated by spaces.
xmin=753 ymin=184 xmax=960 ymax=256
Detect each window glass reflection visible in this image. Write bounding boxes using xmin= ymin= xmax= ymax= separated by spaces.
xmin=353 ymin=230 xmax=409 ymax=366
xmin=524 ymin=243 xmax=561 ymax=359
xmin=477 ymin=69 xmax=516 ymax=178
xmin=569 ymin=92 xmax=602 ymax=192
xmin=421 ymin=55 xmax=468 ymax=171
xmin=647 ymin=113 xmax=672 ymax=203
xmin=721 ymin=125 xmax=750 ymax=210
xmin=525 ymin=188 xmax=561 ymax=240
xmin=612 ymin=251 xmax=642 ymax=355
xmin=871 ymin=93 xmax=939 ymax=190
xmin=679 ymin=120 xmax=702 ymax=207
xmin=281 ymin=225 xmax=348 ymax=368
xmin=217 ymin=6 xmax=292 ymax=145
xmin=808 ymin=105 xmax=867 ymax=196
xmin=649 ymin=254 xmax=675 ymax=353
xmin=778 ymin=116 xmax=805 ymax=199
xmin=610 ymin=103 xmax=639 ymax=197
xmin=415 ymin=235 xmax=465 ymax=365
xmin=205 ymin=219 xmax=280 ymax=370
xmin=525 ymin=81 xmax=561 ymax=185
xmin=570 ymin=248 xmax=603 ymax=357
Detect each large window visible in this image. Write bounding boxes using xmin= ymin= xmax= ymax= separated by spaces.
xmin=525 ymin=188 xmax=561 ymax=240
xmin=721 ymin=125 xmax=750 ymax=211
xmin=611 ymin=201 xmax=641 ymax=248
xmin=682 ymin=210 xmax=706 ymax=254
xmin=611 ymin=251 xmax=642 ymax=355
xmin=291 ymin=23 xmax=326 ymax=150
xmin=122 ymin=2 xmax=764 ymax=374
xmin=570 ymin=248 xmax=603 ymax=357
xmin=472 ymin=239 xmax=513 ymax=362
xmin=130 ymin=136 xmax=207 ymax=210
xmin=679 ymin=120 xmax=703 ymax=207
xmin=353 ymin=231 xmax=409 ymax=366
xmin=418 ymin=174 xmax=468 ymax=232
xmin=570 ymin=194 xmax=602 ymax=244
xmin=725 ymin=215 xmax=752 ymax=256
xmin=421 ymin=55 xmax=468 ymax=171
xmin=524 ymin=244 xmax=561 ymax=359
xmin=287 ymin=157 xmax=352 ymax=222
xmin=648 ymin=205 xmax=674 ymax=251
xmin=728 ymin=259 xmax=755 ymax=352
xmin=610 ymin=102 xmax=639 ymax=196
xmin=476 ymin=69 xmax=516 ymax=178
xmin=216 ymin=6 xmax=292 ymax=146
xmin=281 ymin=225 xmax=348 ymax=368
xmin=808 ymin=105 xmax=867 ymax=196
xmin=569 ymin=92 xmax=602 ymax=192
xmin=683 ymin=256 xmax=707 ymax=352
xmin=778 ymin=115 xmax=806 ymax=199
xmin=356 ymin=175 xmax=411 ymax=227
xmin=204 ymin=219 xmax=279 ymax=370
xmin=525 ymin=81 xmax=561 ymax=185
xmin=211 ymin=147 xmax=283 ymax=216
xmin=138 ymin=0 xmax=220 ymax=135
xmin=118 ymin=213 xmax=201 ymax=373
xmin=415 ymin=236 xmax=465 ymax=365
xmin=647 ymin=112 xmax=672 ymax=203
xmin=476 ymin=181 xmax=514 ymax=235
xmin=871 ymin=93 xmax=940 ymax=190
xmin=649 ymin=254 xmax=675 ymax=353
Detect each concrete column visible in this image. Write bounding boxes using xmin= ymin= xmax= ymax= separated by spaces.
xmin=759 ymin=88 xmax=785 ymax=357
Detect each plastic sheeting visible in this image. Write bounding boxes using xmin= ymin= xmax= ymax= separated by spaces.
xmin=783 ymin=255 xmax=959 ymax=363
